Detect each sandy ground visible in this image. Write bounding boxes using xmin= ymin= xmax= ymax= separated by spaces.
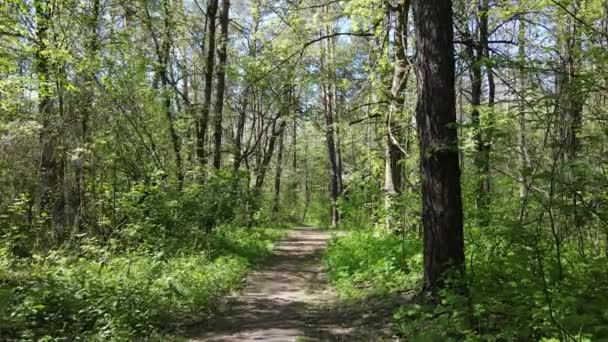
xmin=188 ymin=227 xmax=404 ymax=342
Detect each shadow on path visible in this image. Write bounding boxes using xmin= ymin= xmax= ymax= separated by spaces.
xmin=186 ymin=227 xmax=408 ymax=341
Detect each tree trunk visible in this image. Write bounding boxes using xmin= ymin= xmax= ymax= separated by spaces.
xmin=212 ymin=0 xmax=230 ymax=169
xmin=384 ymin=0 xmax=410 ymax=228
xmin=384 ymin=0 xmax=409 ymax=196
xmin=518 ymin=14 xmax=531 ymax=199
xmin=197 ymin=0 xmax=218 ymax=168
xmin=292 ymin=113 xmax=297 ymax=170
xmin=329 ymin=35 xmax=344 ymax=198
xmin=273 ymin=126 xmax=286 ymax=213
xmin=558 ymin=1 xmax=583 ymax=164
xmin=35 ymin=0 xmax=65 ymax=238
xmin=464 ymin=0 xmax=491 ymax=225
xmin=74 ymin=0 xmax=101 ymax=227
xmin=234 ymin=92 xmax=248 ymax=170
xmin=255 ymin=118 xmax=286 ymax=190
xmin=322 ymin=5 xmax=343 ymax=227
xmin=557 ymin=0 xmax=585 ymax=254
xmin=162 ymin=0 xmax=184 ymax=189
xmin=412 ymin=0 xmax=465 ymax=295
xmin=479 ymin=0 xmax=494 ymax=210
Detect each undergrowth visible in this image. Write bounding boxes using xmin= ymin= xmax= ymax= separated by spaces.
xmin=324 ymin=230 xmax=422 ymax=298
xmin=326 ymin=228 xmax=608 ymax=341
xmin=325 ymin=186 xmax=608 ymax=342
xmin=0 ymin=225 xmax=286 ymax=340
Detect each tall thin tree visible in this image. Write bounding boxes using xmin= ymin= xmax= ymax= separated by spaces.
xmin=212 ymin=0 xmax=230 ymax=169
xmin=197 ymin=0 xmax=218 ymax=168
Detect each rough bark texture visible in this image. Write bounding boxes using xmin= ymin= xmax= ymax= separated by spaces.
xmin=412 ymin=0 xmax=465 ymax=294
xmin=212 ymin=0 xmax=230 ymax=169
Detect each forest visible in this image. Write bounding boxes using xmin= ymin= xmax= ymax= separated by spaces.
xmin=1 ymin=0 xmax=608 ymax=340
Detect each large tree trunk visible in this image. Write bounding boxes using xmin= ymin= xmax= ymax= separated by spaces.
xmin=197 ymin=0 xmax=218 ymax=168
xmin=412 ymin=0 xmax=465 ymax=295
xmin=212 ymin=0 xmax=230 ymax=169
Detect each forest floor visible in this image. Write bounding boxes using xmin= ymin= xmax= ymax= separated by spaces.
xmin=187 ymin=227 xmax=405 ymax=341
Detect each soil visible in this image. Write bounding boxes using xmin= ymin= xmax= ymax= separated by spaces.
xmin=188 ymin=227 xmax=406 ymax=341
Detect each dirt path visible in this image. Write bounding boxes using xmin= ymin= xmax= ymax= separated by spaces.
xmin=188 ymin=227 xmax=403 ymax=342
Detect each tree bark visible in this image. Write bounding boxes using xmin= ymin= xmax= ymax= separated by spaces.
xmin=321 ymin=5 xmax=343 ymax=227
xmin=412 ymin=0 xmax=465 ymax=295
xmin=234 ymin=92 xmax=248 ymax=170
xmin=197 ymin=0 xmax=218 ymax=168
xmin=518 ymin=14 xmax=531 ymax=199
xmin=162 ymin=0 xmax=184 ymax=189
xmin=463 ymin=0 xmax=491 ymax=224
xmin=255 ymin=118 xmax=286 ymax=190
xmin=383 ymin=0 xmax=410 ymax=230
xmin=212 ymin=0 xmax=230 ymax=169
xmin=273 ymin=125 xmax=286 ymax=213
xmin=557 ymin=0 xmax=585 ymax=255
xmin=479 ymin=0 xmax=494 ymax=207
xmin=384 ymin=0 xmax=409 ymax=197
xmin=558 ymin=0 xmax=583 ymax=164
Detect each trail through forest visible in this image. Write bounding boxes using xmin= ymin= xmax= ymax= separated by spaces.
xmin=189 ymin=227 xmax=403 ymax=341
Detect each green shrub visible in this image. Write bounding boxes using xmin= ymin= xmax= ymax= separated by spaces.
xmin=324 ymin=230 xmax=422 ymax=298
xmin=391 ymin=192 xmax=608 ymax=341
